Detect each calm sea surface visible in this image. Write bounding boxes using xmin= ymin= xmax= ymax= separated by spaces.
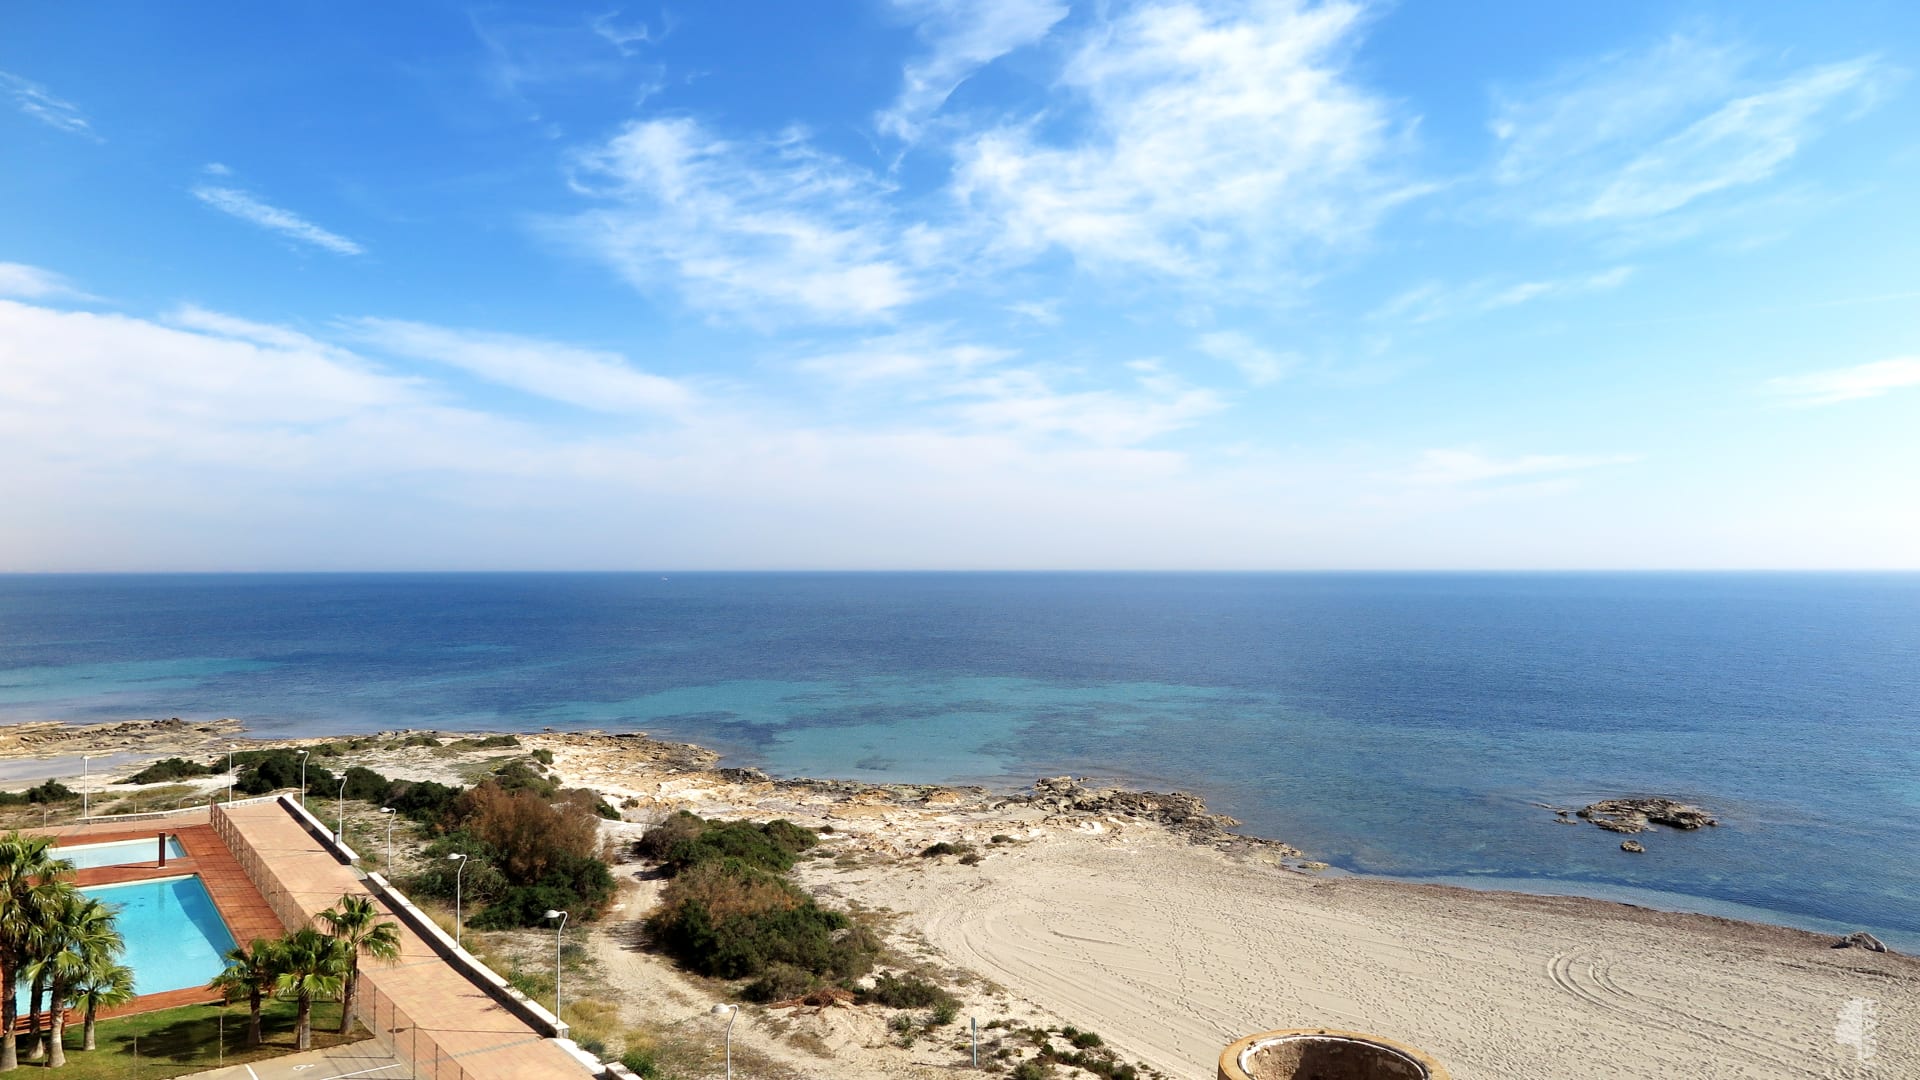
xmin=2 ymin=573 xmax=1916 ymax=947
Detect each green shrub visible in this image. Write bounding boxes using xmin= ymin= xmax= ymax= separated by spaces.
xmin=645 ymin=861 xmax=873 ymax=982
xmin=469 ymin=853 xmax=616 ymax=929
xmin=958 ymin=852 xmax=982 ymax=865
xmin=930 ymin=1000 xmax=960 ymax=1026
xmin=461 ymin=734 xmax=521 ymax=749
xmin=1011 ymin=1061 xmax=1052 ymax=1080
xmin=531 ymin=748 xmax=555 ymax=765
xmin=1069 ymin=1029 xmax=1103 ymax=1049
xmin=740 ymin=962 xmax=817 ymax=1003
xmin=118 ymin=757 xmax=223 ymax=784
xmin=920 ymin=841 xmax=973 ymax=858
xmin=990 ymin=834 xmax=1014 ymax=844
xmin=489 ymin=759 xmax=559 ymax=797
xmin=637 ymin=812 xmax=818 ymax=876
xmin=0 ymin=779 xmax=79 ymax=806
xmin=620 ymin=1047 xmax=660 ymax=1078
xmin=859 ymin=972 xmax=956 ymax=1011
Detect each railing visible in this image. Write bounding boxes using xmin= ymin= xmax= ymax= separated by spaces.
xmin=359 ymin=976 xmax=473 ymax=1080
xmin=209 ymin=801 xmax=310 ymax=931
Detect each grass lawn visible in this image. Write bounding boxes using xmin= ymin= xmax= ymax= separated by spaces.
xmin=15 ymin=997 xmax=369 ymax=1078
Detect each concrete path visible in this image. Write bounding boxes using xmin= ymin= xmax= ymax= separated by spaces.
xmin=182 ymin=1040 xmax=406 ymax=1080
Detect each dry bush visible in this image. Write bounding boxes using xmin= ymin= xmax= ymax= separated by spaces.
xmin=456 ymin=780 xmax=599 ymax=880
xmin=657 ymin=860 xmax=803 ymax=923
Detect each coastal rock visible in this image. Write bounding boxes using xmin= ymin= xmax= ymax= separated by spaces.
xmin=1578 ymin=798 xmax=1718 ymax=834
xmin=1835 ymin=932 xmax=1888 ymax=953
xmin=1620 ymin=840 xmax=1645 ymax=853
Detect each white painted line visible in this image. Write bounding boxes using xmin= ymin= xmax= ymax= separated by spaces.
xmin=244 ymin=1066 xmax=262 ymax=1080
xmin=317 ymin=1063 xmax=405 ymax=1080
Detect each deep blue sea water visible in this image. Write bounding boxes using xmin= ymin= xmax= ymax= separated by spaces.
xmin=2 ymin=572 xmax=1916 ymax=948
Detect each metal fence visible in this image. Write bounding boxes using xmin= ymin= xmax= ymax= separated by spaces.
xmin=358 ymin=976 xmax=477 ymax=1080
xmin=209 ymin=801 xmax=309 ymax=931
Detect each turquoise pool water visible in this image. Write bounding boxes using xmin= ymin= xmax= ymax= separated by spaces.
xmin=10 ymin=875 xmax=237 ymax=1012
xmin=55 ymin=835 xmax=188 ymax=870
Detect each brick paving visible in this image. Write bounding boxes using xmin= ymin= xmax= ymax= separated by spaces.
xmin=218 ymin=800 xmax=594 ymax=1079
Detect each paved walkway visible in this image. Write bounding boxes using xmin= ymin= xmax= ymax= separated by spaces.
xmin=218 ymin=800 xmax=593 ymax=1079
xmin=182 ymin=1040 xmax=405 ymax=1080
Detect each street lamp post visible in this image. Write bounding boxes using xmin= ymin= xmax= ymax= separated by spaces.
xmin=82 ymin=755 xmax=91 ymax=822
xmin=711 ymin=1004 xmax=739 ymax=1080
xmin=380 ymin=807 xmax=396 ymax=868
xmin=448 ymin=853 xmax=469 ymax=947
xmin=335 ymin=775 xmax=348 ymax=843
xmin=544 ymin=909 xmax=569 ymax=1025
xmin=298 ymin=749 xmax=309 ymax=807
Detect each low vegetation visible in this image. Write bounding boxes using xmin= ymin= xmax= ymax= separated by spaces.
xmin=0 ymin=779 xmax=78 ymax=806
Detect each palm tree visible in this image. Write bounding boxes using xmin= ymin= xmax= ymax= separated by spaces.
xmin=273 ymin=929 xmax=348 ymax=1052
xmin=23 ymin=891 xmax=121 ymax=1067
xmin=69 ymin=958 xmax=136 ymax=1052
xmin=208 ymin=939 xmax=281 ymax=1049
xmin=0 ymin=832 xmax=73 ymax=1072
xmin=315 ymin=894 xmax=401 ymax=1035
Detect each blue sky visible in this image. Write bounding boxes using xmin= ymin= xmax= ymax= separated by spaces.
xmin=2 ymin=0 xmax=1916 ymax=570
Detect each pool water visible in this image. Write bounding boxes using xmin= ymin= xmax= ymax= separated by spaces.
xmin=55 ymin=835 xmax=188 ymax=870
xmin=94 ymin=875 xmax=237 ymax=995
xmin=11 ymin=875 xmax=237 ymax=1012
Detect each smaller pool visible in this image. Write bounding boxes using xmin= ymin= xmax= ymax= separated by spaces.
xmin=55 ymin=835 xmax=188 ymax=870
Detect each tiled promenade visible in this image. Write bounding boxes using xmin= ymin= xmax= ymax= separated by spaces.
xmin=217 ymin=799 xmax=594 ymax=1079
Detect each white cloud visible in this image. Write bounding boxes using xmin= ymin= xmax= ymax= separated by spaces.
xmin=1764 ymin=358 xmax=1920 ymax=406
xmin=799 ymin=331 xmax=1013 ymax=385
xmin=591 ymin=10 xmax=658 ymax=55
xmin=1376 ymin=266 xmax=1634 ymax=323
xmin=203 ymin=162 xmax=233 ymax=176
xmin=878 ymin=0 xmax=1068 ymax=141
xmin=1401 ymin=449 xmax=1637 ymax=487
xmin=557 ymin=117 xmax=918 ymax=323
xmin=192 ymin=185 xmax=365 ymax=256
xmin=349 ymin=318 xmax=695 ymax=415
xmin=950 ymin=0 xmax=1412 ymax=283
xmin=1196 ymin=331 xmax=1298 ymax=386
xmin=1491 ymin=36 xmax=1895 ymax=225
xmin=948 ymin=363 xmax=1223 ymax=446
xmin=0 ymin=262 xmax=90 ymax=301
xmin=0 ymin=70 xmax=97 ymax=138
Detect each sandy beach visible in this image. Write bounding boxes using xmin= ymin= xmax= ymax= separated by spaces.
xmin=6 ymin=719 xmax=1916 ymax=1079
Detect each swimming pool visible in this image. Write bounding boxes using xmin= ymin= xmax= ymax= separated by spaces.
xmin=11 ymin=875 xmax=237 ymax=1013
xmin=54 ymin=835 xmax=188 ymax=870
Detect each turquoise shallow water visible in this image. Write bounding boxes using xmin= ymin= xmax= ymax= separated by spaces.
xmin=55 ymin=836 xmax=188 ymax=871
xmin=2 ymin=571 xmax=1916 ymax=949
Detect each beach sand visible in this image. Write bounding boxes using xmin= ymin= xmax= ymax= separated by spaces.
xmin=7 ymin=721 xmax=1916 ymax=1079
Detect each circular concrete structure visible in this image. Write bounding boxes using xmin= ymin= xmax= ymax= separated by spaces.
xmin=1218 ymin=1029 xmax=1449 ymax=1080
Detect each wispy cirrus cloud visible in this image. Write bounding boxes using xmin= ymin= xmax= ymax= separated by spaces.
xmin=877 ymin=0 xmax=1069 ymax=142
xmin=192 ymin=185 xmax=365 ymax=256
xmin=1490 ymin=35 xmax=1897 ymax=227
xmin=1196 ymin=331 xmax=1298 ymax=386
xmin=1374 ymin=266 xmax=1633 ymax=324
xmin=950 ymin=0 xmax=1417 ymax=284
xmin=1402 ymin=448 xmax=1637 ymax=488
xmin=348 ymin=317 xmax=695 ymax=415
xmin=1 ymin=70 xmax=99 ymax=139
xmin=0 ymin=262 xmax=93 ymax=302
xmin=1764 ymin=358 xmax=1920 ymax=406
xmin=556 ymin=117 xmax=919 ymax=323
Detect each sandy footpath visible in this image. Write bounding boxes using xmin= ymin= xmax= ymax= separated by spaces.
xmin=7 ymin=721 xmax=1917 ymax=1079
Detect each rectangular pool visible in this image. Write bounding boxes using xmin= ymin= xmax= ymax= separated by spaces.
xmin=11 ymin=874 xmax=238 ymax=1013
xmin=55 ymin=835 xmax=188 ymax=870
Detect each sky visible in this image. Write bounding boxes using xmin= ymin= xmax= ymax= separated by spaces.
xmin=2 ymin=0 xmax=1917 ymax=571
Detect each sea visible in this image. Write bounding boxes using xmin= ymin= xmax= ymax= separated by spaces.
xmin=2 ymin=572 xmax=1916 ymax=949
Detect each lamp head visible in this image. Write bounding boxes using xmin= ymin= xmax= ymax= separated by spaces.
xmin=711 ymin=1004 xmax=738 ymax=1016
xmin=448 ymin=852 xmax=466 ymax=862
xmin=544 ymin=909 xmax=566 ymax=920
xmin=380 ymin=807 xmax=395 ymax=815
